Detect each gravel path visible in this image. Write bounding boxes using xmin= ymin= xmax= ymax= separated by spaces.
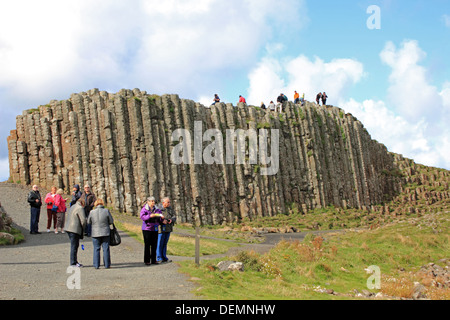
xmin=0 ymin=183 xmax=197 ymax=300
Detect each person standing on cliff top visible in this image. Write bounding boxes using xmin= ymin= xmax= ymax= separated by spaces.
xmin=27 ymin=185 xmax=42 ymax=234
xmin=316 ymin=92 xmax=322 ymax=105
xmin=322 ymin=92 xmax=328 ymax=106
xmin=276 ymin=93 xmax=285 ymax=112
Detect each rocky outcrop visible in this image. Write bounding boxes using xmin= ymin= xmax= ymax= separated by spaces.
xmin=0 ymin=201 xmax=16 ymax=245
xmin=8 ymin=89 xmax=406 ymax=225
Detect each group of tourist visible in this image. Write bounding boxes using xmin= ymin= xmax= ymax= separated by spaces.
xmin=27 ymin=185 xmax=177 ymax=269
xmin=211 ymin=90 xmax=327 ymax=112
xmin=316 ymin=92 xmax=328 ymax=106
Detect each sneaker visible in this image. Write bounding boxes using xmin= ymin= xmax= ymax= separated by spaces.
xmin=47 ymin=229 xmax=51 ymax=233
xmin=75 ymin=263 xmax=83 ymax=268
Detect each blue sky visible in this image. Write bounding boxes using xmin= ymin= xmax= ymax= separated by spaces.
xmin=0 ymin=0 xmax=449 ymax=181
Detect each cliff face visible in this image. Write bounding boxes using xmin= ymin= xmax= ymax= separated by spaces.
xmin=8 ymin=88 xmax=404 ymax=224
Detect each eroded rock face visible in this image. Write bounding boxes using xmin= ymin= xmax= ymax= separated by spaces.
xmin=7 ymin=88 xmax=406 ymax=225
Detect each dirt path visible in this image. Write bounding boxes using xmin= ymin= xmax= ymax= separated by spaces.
xmin=0 ymin=183 xmax=197 ymax=300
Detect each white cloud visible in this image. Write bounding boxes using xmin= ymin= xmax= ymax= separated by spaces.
xmin=0 ymin=1 xmax=82 ymax=97
xmin=246 ymin=40 xmax=450 ymax=170
xmin=340 ymin=98 xmax=449 ymax=169
xmin=440 ymin=81 xmax=450 ymax=106
xmin=247 ymin=54 xmax=364 ymax=106
xmin=0 ymin=0 xmax=308 ymax=181
xmin=380 ymin=40 xmax=442 ymax=122
xmin=343 ymin=41 xmax=450 ymax=170
xmin=0 ymin=0 xmax=306 ymax=101
xmin=0 ymin=158 xmax=9 ymax=182
xmin=443 ymin=14 xmax=450 ymax=28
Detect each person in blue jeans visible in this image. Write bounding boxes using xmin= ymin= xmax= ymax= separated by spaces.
xmin=27 ymin=185 xmax=42 ymax=234
xmin=157 ymin=197 xmax=177 ymax=263
xmin=87 ymin=199 xmax=114 ymax=269
xmin=65 ymin=198 xmax=87 ymax=267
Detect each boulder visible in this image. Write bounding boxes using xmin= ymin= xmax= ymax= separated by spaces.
xmin=0 ymin=232 xmax=15 ymax=245
xmin=217 ymin=261 xmax=244 ymax=272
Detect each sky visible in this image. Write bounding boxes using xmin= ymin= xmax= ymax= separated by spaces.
xmin=0 ymin=0 xmax=449 ymax=182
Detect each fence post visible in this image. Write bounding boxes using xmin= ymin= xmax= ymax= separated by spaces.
xmin=195 ymin=225 xmax=200 ymax=265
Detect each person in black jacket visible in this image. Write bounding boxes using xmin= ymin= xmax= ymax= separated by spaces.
xmin=322 ymin=92 xmax=328 ymax=106
xmin=70 ymin=184 xmax=82 ymax=207
xmin=157 ymin=197 xmax=177 ymax=263
xmin=276 ymin=94 xmax=284 ymax=113
xmin=81 ymin=184 xmax=96 ymax=237
xmin=27 ymin=185 xmax=43 ymax=234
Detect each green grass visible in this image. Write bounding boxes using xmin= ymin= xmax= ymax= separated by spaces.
xmin=178 ymin=211 xmax=449 ymax=300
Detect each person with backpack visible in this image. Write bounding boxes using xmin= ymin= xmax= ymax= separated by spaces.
xmin=27 ymin=185 xmax=43 ymax=234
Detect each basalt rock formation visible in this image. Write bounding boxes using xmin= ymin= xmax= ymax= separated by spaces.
xmin=8 ymin=88 xmax=443 ymax=225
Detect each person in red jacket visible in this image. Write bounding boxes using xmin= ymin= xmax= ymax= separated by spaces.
xmin=44 ymin=187 xmax=58 ymax=233
xmin=55 ymin=189 xmax=68 ymax=234
xmin=238 ymin=95 xmax=246 ymax=104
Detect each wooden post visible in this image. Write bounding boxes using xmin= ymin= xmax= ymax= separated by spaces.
xmin=195 ymin=225 xmax=200 ymax=265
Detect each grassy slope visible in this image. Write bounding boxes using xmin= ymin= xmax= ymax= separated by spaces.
xmin=177 ymin=158 xmax=450 ymax=300
xmin=178 ymin=211 xmax=449 ymax=300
